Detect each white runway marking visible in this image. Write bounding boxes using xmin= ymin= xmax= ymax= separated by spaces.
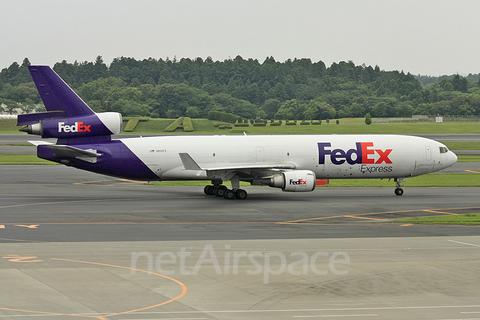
xmin=448 ymin=239 xmax=480 ymax=247
xmin=110 ymin=304 xmax=480 ymax=315
xmin=294 ymin=314 xmax=378 ymax=318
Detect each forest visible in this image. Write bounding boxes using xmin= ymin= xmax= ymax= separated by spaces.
xmin=1 ymin=56 xmax=480 ymax=120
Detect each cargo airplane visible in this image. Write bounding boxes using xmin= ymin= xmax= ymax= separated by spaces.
xmin=19 ymin=66 xmax=457 ymax=199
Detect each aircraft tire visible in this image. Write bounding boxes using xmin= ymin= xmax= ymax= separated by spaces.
xmin=204 ymin=185 xmax=215 ymax=195
xmin=235 ymin=189 xmax=247 ymax=200
xmin=223 ymin=189 xmax=236 ymax=200
xmin=214 ymin=186 xmax=226 ymax=197
xmin=395 ymin=188 xmax=404 ymax=196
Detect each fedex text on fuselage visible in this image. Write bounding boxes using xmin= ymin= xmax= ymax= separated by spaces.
xmin=318 ymin=142 xmax=393 ymax=165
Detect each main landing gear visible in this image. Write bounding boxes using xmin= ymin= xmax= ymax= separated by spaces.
xmin=203 ymin=185 xmax=247 ymax=200
xmin=394 ymin=178 xmax=405 ymax=196
xmin=204 ymin=185 xmax=248 ymax=200
xmin=203 ymin=178 xmax=247 ymax=200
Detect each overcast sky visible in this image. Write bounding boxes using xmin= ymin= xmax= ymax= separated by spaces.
xmin=2 ymin=0 xmax=479 ymax=76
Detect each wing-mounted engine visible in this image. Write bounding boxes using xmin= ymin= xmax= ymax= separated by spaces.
xmin=19 ymin=112 xmax=122 ymax=139
xmin=253 ymin=170 xmax=316 ymax=192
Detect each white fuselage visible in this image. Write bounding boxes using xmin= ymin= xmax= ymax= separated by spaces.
xmin=120 ymin=134 xmax=457 ymax=181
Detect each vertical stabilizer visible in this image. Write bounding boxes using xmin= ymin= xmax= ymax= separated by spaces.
xmin=28 ymin=66 xmax=94 ymax=117
xmin=18 ymin=66 xmax=122 ymax=140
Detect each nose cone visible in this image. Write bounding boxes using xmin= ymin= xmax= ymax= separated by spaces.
xmin=442 ymin=150 xmax=458 ymax=169
xmin=450 ymin=151 xmax=458 ymax=166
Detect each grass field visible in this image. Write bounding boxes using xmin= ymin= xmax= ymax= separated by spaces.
xmin=132 ymin=118 xmax=177 ymax=132
xmin=1 ymin=154 xmax=477 ymax=165
xmin=1 ymin=155 xmax=478 ymax=188
xmin=0 ymin=153 xmax=478 ymax=187
xmin=0 ymin=119 xmax=23 ymax=133
xmin=327 ymin=173 xmax=480 ymax=187
xmin=4 ymin=118 xmax=480 ymax=135
xmin=442 ymin=142 xmax=480 ymax=150
xmin=394 ymin=213 xmax=480 ymax=225
xmin=457 ymin=155 xmax=480 ymax=162
xmin=3 ymin=117 xmax=478 ymax=188
xmin=146 ymin=173 xmax=480 ymax=187
xmin=227 ymin=122 xmax=480 ymax=135
xmin=0 ymin=154 xmax=57 ymax=165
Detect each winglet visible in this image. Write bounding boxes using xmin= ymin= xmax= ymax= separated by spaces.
xmin=179 ymin=153 xmax=203 ymax=170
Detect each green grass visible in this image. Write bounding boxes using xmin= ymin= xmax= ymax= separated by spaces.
xmin=128 ymin=118 xmax=179 ymax=133
xmin=0 ymin=154 xmax=478 ymax=188
xmin=328 ymin=173 xmax=480 ymax=187
xmin=196 ymin=122 xmax=480 ymax=135
xmin=193 ymin=119 xmax=222 ymax=131
xmin=394 ymin=213 xmax=480 ymax=225
xmin=0 ymin=119 xmax=23 ymax=133
xmin=4 ymin=117 xmax=480 ymax=135
xmin=147 ymin=173 xmax=480 ymax=187
xmin=164 ymin=117 xmax=184 ymax=132
xmin=183 ymin=117 xmax=194 ymax=132
xmin=123 ymin=118 xmax=140 ymax=132
xmin=148 ymin=180 xmax=251 ymax=187
xmin=442 ymin=142 xmax=480 ymax=150
xmin=3 ymin=155 xmax=477 ymax=167
xmin=0 ymin=155 xmax=58 ymax=165
xmin=457 ymin=155 xmax=480 ymax=162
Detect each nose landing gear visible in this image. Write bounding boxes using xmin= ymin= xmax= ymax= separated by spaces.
xmin=394 ymin=178 xmax=406 ymax=196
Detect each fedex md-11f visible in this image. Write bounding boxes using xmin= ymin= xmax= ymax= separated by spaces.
xmin=19 ymin=66 xmax=457 ymax=199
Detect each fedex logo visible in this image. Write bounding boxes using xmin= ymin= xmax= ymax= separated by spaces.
xmin=318 ymin=142 xmax=392 ymax=165
xmin=290 ymin=179 xmax=307 ymax=185
xmin=58 ymin=122 xmax=91 ymax=133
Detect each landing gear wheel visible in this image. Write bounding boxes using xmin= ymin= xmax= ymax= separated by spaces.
xmin=204 ymin=185 xmax=215 ymax=195
xmin=223 ymin=189 xmax=235 ymax=200
xmin=214 ymin=185 xmax=227 ymax=197
xmin=235 ymin=189 xmax=247 ymax=200
xmin=395 ymin=188 xmax=404 ymax=196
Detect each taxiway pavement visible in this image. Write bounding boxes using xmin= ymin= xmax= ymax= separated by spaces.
xmin=1 ymin=135 xmax=480 ymax=319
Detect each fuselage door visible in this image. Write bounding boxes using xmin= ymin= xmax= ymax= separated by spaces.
xmin=415 ymin=145 xmax=435 ymax=172
xmin=425 ymin=146 xmax=432 ymax=161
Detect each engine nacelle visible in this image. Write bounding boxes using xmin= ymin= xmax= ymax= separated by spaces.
xmin=253 ymin=170 xmax=316 ymax=192
xmin=20 ymin=112 xmax=122 ymax=138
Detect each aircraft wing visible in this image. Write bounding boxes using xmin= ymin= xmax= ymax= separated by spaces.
xmin=178 ymin=152 xmax=296 ymax=180
xmin=204 ymin=163 xmax=296 ymax=171
xmin=179 ymin=152 xmax=295 ymax=171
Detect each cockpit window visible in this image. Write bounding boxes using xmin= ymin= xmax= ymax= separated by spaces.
xmin=439 ymin=147 xmax=448 ymax=154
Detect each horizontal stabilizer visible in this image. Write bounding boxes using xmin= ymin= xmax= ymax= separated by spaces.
xmin=18 ymin=111 xmax=66 ymax=126
xmin=28 ymin=140 xmax=54 ymax=146
xmin=48 ymin=145 xmax=101 ymax=163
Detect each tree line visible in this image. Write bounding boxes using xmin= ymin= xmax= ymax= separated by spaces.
xmin=1 ymin=56 xmax=479 ymax=119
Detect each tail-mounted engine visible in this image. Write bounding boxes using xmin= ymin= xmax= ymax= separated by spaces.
xmin=19 ymin=112 xmax=122 ymax=139
xmin=18 ymin=66 xmax=123 ymax=140
xmin=252 ymin=170 xmax=316 ymax=192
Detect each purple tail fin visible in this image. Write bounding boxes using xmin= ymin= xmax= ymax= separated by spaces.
xmin=18 ymin=66 xmax=122 ymax=141
xmin=30 ymin=66 xmax=94 ymax=115
xmin=18 ymin=66 xmax=95 ymax=125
